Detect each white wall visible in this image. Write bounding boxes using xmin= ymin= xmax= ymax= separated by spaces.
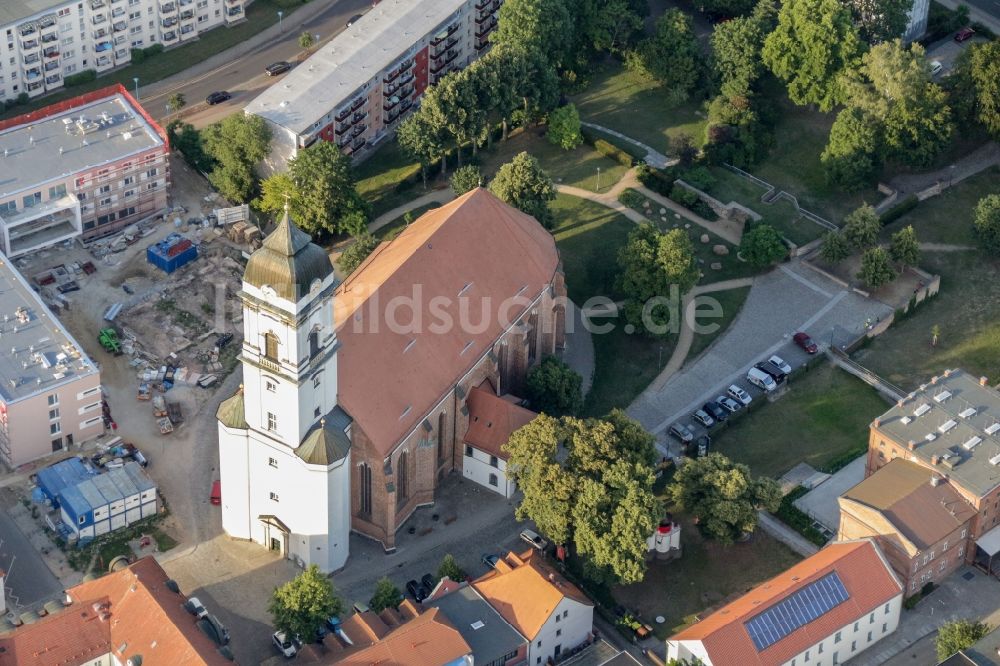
xmin=219 ymin=423 xmax=252 ymax=541
xmin=666 ymin=640 xmax=713 ymax=665
xmin=462 ymin=446 xmax=513 ymax=498
xmin=783 ymin=594 xmax=902 ymax=666
xmin=527 ymin=597 xmax=593 ymax=665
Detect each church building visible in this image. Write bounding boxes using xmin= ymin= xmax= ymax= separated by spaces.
xmin=217 ymin=189 xmax=565 ymax=571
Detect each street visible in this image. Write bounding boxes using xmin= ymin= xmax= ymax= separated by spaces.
xmin=0 ymin=510 xmax=62 ymax=610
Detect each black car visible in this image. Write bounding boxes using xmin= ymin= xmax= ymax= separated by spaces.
xmin=265 ymin=61 xmax=291 ymax=76
xmin=421 ymin=573 xmax=437 ymax=591
xmin=205 ymin=90 xmax=231 ymax=105
xmin=405 ymin=579 xmax=427 ymax=602
xmin=346 ymin=13 xmax=363 ymax=27
xmin=703 ymin=400 xmax=728 ymax=423
xmin=687 ymin=435 xmax=710 ymax=458
xmin=755 ymin=361 xmax=787 ymax=384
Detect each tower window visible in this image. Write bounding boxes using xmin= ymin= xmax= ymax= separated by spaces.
xmin=268 ymin=457 xmax=278 ymax=468
xmin=489 ymin=473 xmax=498 ymax=487
xmin=313 ymin=375 xmax=321 ymax=388
xmin=309 ymin=329 xmax=320 ymax=359
xmin=397 ymin=451 xmax=408 ymax=506
xmin=266 ymin=380 xmax=276 ymax=393
xmin=264 ymin=332 xmax=279 ymax=361
xmin=269 ymin=492 xmax=279 ymax=502
xmin=267 ymin=412 xmax=277 ymax=432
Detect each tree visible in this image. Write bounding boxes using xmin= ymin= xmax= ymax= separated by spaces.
xmin=397 ymin=111 xmax=448 ymax=183
xmin=298 ymin=31 xmax=315 ymax=50
xmin=936 ymin=620 xmax=992 ymax=661
xmin=965 ymin=41 xmax=1000 ymax=138
xmin=974 ymin=194 xmax=1000 ymax=255
xmin=492 ymin=0 xmax=574 ymax=68
xmin=843 ymin=205 xmax=881 ymax=249
xmin=703 ymin=93 xmax=773 ymax=168
xmin=368 ymin=577 xmax=403 ymax=612
xmin=547 ymin=104 xmax=583 ymax=150
xmin=525 ymin=356 xmax=583 ymax=416
xmin=667 ymin=453 xmax=782 ymax=544
xmin=337 ymin=234 xmax=380 ymax=276
xmin=167 ymin=92 xmax=186 ymax=114
xmin=819 ymin=231 xmax=851 ymax=264
xmin=432 ymin=69 xmax=490 ymax=161
xmin=166 ymin=120 xmax=213 ymax=172
xmin=821 ymin=107 xmax=881 ymax=190
xmin=626 ymin=9 xmax=702 ymax=98
xmin=846 ymin=0 xmax=912 ymax=44
xmin=437 ymin=554 xmax=466 ymax=582
xmin=202 ymin=113 xmax=272 ymax=204
xmin=488 ymin=152 xmax=557 ymax=228
xmin=669 ymin=134 xmax=699 ymax=168
xmin=762 ymin=0 xmax=862 ymax=111
xmin=857 ymin=247 xmax=897 ymax=289
xmin=269 ymin=565 xmax=343 ymax=643
xmin=889 ymin=225 xmax=920 ymax=267
xmin=450 ymin=165 xmax=483 ymax=195
xmin=578 ymin=0 xmax=644 ymax=54
xmin=617 ymin=224 xmax=700 ymax=337
xmin=711 ymin=16 xmax=764 ymax=97
xmin=696 ymin=0 xmax=757 ymax=18
xmin=505 ymin=411 xmax=661 ymax=584
xmin=739 ymin=224 xmax=786 ymax=268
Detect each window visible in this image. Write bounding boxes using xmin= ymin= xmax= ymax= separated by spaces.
xmin=489 ymin=455 xmax=498 ymax=468
xmin=833 ymin=652 xmax=839 ymax=665
xmin=266 ymin=380 xmax=276 ymax=393
xmin=0 ymin=201 xmax=15 ymax=215
xmin=308 ymin=329 xmax=319 ymax=358
xmin=359 ymin=463 xmax=372 ymax=516
xmin=99 ymin=197 xmax=112 ymax=207
xmin=537 ymin=641 xmax=541 ymax=648
xmin=882 ymin=623 xmax=887 ymax=634
xmin=268 ymin=457 xmax=278 ymax=468
xmin=465 ymin=445 xmax=473 ymax=457
xmin=48 ymin=184 xmax=66 ymax=199
xmin=267 ymin=412 xmax=277 ymax=431
xmin=22 ymin=192 xmax=41 ymax=208
xmin=489 ymin=473 xmax=498 ymax=487
xmin=98 ymin=184 xmax=111 ymax=194
xmin=397 ymin=451 xmax=408 ymax=504
xmin=834 ymin=631 xmax=842 ymax=644
xmin=556 ymin=629 xmax=561 ymax=637
xmin=269 ymin=492 xmax=279 ymax=502
xmin=867 ymin=631 xmax=872 ymax=642
xmin=124 ymin=189 xmax=135 ymax=199
xmin=884 ymin=603 xmax=890 ymax=614
xmin=50 ymin=422 xmax=60 ymax=434
xmin=313 ymin=375 xmax=321 ymax=389
xmin=314 ymin=407 xmax=321 ymax=418
xmin=123 ymin=175 xmax=134 ymax=185
xmin=146 ymin=167 xmax=157 ymax=177
xmin=818 ymin=643 xmax=823 ymax=654
xmin=264 ymin=332 xmax=279 ymax=361
xmin=438 ymin=412 xmax=446 ymax=462
xmin=79 ymin=514 xmax=86 ymax=525
xmin=869 ymin=613 xmax=875 ymax=623
xmin=555 ymin=614 xmax=560 ymax=623
xmin=49 ymin=408 xmax=60 ymax=419
xmin=851 ymin=641 xmax=857 ymax=651
xmin=563 ymin=610 xmax=568 ymax=619
xmin=804 ymin=650 xmax=809 ymax=662
xmin=962 ymin=528 xmax=968 ymax=538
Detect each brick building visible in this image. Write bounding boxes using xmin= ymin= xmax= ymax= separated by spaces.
xmin=218 ymin=188 xmax=566 ymax=570
xmin=0 ymin=84 xmax=169 ymax=257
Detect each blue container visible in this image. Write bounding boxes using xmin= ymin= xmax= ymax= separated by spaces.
xmin=147 ymin=233 xmax=198 ymax=274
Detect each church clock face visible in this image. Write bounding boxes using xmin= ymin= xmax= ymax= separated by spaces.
xmin=261 ymin=284 xmax=276 ymax=299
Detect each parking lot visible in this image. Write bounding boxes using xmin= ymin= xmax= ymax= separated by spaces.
xmin=628 ymin=259 xmax=894 ymax=457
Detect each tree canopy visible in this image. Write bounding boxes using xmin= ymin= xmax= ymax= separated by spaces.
xmin=960 ymin=41 xmax=1000 ymax=139
xmin=889 ymin=225 xmax=920 ymax=267
xmin=667 ymin=453 xmax=782 ymax=544
xmin=626 ymin=9 xmax=703 ymax=98
xmin=711 ymin=16 xmax=765 ymax=97
xmin=843 ymin=205 xmax=882 ymax=249
xmin=492 ymin=0 xmax=573 ymax=68
xmin=739 ymin=224 xmax=787 ymax=268
xmin=577 ymin=0 xmax=645 ymax=54
xmin=268 ymin=565 xmax=343 ymax=643
xmin=819 ymin=230 xmax=851 ymax=264
xmin=936 ymin=620 xmax=992 ymax=661
xmin=337 ymin=234 xmax=380 ymax=276
xmin=438 ymin=554 xmax=466 ymax=582
xmin=547 ymin=103 xmax=584 ymax=150
xmin=450 ymin=165 xmax=483 ymax=195
xmin=525 ymin=356 xmax=584 ymax=417
xmin=846 ymin=0 xmax=912 ymax=44
xmin=202 ymin=113 xmax=272 ymax=204
xmin=974 ymin=194 xmax=1000 ymax=255
xmin=857 ymin=247 xmax=897 ymax=289
xmin=696 ymin=0 xmax=757 ymax=19
xmin=820 ymin=106 xmax=881 ymax=190
xmin=762 ymin=0 xmax=862 ymax=111
xmin=504 ymin=411 xmax=660 ymax=584
xmin=488 ymin=152 xmax=557 ymax=228
xmin=368 ymin=577 xmax=403 ymax=613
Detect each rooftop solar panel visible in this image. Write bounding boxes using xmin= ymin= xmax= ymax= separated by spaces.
xmin=744 ymin=572 xmax=850 ymax=651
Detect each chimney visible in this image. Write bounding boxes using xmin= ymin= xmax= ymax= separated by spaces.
xmin=931 ymin=455 xmax=941 ymax=465
xmin=873 ymin=418 xmax=881 ymax=428
xmin=930 ymin=476 xmax=942 ymax=487
xmin=931 ymin=376 xmax=939 ymax=384
xmin=907 ymin=440 xmax=916 ymax=451
xmin=981 ymin=376 xmax=989 ymax=387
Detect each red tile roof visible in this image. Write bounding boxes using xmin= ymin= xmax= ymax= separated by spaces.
xmin=669 ymin=540 xmax=902 ymax=665
xmin=332 ymin=607 xmax=470 ymax=665
xmin=0 ymin=557 xmax=229 ymax=666
xmin=464 ymin=381 xmax=537 ymax=459
xmin=334 ymin=188 xmax=559 ymax=458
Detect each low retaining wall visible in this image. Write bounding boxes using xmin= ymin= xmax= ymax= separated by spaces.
xmin=674 ymin=179 xmax=760 ymax=223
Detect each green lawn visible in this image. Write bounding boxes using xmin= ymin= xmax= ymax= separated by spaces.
xmin=615 ymin=513 xmax=801 ymax=637
xmin=686 ymin=286 xmax=751 ymax=363
xmin=710 ymin=364 xmax=889 ymax=479
xmin=571 ymin=61 xmax=708 ymax=156
xmin=478 ymin=128 xmax=629 ymax=193
xmin=355 ymin=140 xmax=427 ymax=219
xmin=0 ymin=0 xmax=307 ymax=120
xmin=879 ymin=170 xmax=997 ymax=247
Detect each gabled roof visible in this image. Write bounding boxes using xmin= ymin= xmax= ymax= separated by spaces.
xmin=428 ymin=584 xmax=527 ymax=665
xmin=841 ymin=458 xmax=977 ymax=551
xmin=334 ymin=607 xmax=471 ymax=666
xmin=669 ymin=540 xmax=903 ymax=666
xmin=333 ymin=188 xmax=559 ymax=458
xmin=243 ymin=207 xmax=334 ymax=301
xmin=464 ymin=381 xmax=537 ymax=459
xmin=0 ymin=557 xmax=229 ymax=666
xmin=472 ymin=549 xmax=592 ymax=640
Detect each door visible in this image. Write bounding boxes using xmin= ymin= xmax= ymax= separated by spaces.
xmin=554 ymin=645 xmax=561 ymax=658
xmin=270 ymin=537 xmax=282 ymax=552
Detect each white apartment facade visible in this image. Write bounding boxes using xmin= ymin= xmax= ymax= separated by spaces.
xmin=462 ymin=444 xmax=514 ymax=498
xmin=0 ymin=0 xmax=246 ymax=103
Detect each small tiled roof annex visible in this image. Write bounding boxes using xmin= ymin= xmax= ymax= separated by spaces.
xmin=669 ymin=540 xmax=902 ymax=666
xmin=334 ymin=607 xmax=471 ymax=666
xmin=464 ymin=381 xmax=538 ymax=459
xmin=472 ymin=549 xmax=593 ymax=640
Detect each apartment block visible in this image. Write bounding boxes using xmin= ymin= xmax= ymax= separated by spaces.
xmin=0 ymin=0 xmax=246 ymax=102
xmin=0 ymin=84 xmax=169 ymax=256
xmin=245 ymin=0 xmax=504 ymax=169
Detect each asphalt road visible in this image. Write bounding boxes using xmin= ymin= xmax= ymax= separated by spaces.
xmin=142 ymin=0 xmax=374 ymax=128
xmin=0 ymin=510 xmax=62 ymax=611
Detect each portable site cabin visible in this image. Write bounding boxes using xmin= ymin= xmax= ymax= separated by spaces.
xmin=146 ymin=234 xmax=197 ymax=274
xmin=58 ymin=461 xmax=158 ymax=539
xmin=35 ymin=458 xmax=94 ymax=507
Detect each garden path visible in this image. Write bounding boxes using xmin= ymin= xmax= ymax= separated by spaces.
xmin=580 ymin=121 xmax=675 ymax=169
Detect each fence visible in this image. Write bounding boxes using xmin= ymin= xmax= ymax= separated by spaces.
xmin=723 ymin=164 xmax=838 ymax=232
xmin=827 ymin=347 xmax=906 ymax=401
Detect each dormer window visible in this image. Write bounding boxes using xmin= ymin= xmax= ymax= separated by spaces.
xmin=264 ymin=332 xmax=279 ymax=361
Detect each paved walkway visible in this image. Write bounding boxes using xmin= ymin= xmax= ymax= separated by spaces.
xmin=878 ymin=142 xmax=1000 ymax=212
xmin=563 ymin=301 xmax=596 ymax=398
xmin=368 ymin=189 xmax=456 ymax=234
xmin=757 ymin=511 xmax=819 ymax=557
xmin=792 ymin=456 xmax=866 ymax=532
xmin=581 ymin=122 xmax=675 ymax=169
xmin=919 ymin=242 xmax=976 ymax=251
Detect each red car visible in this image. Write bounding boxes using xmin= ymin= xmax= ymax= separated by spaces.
xmin=955 ymin=27 xmax=975 ymax=42
xmin=210 ymin=480 xmax=221 ymax=505
xmin=793 ymin=332 xmax=818 ymax=354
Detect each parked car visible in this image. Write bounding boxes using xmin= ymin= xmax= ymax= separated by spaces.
xmin=747 ymin=367 xmax=777 ymax=392
xmin=669 ymin=422 xmax=695 ymax=443
xmin=768 ymin=355 xmax=792 ymax=374
xmin=481 ymin=553 xmax=500 ymax=569
xmin=930 ymin=60 xmax=944 ymax=76
xmin=688 ymin=435 xmax=710 ymax=458
xmin=755 ymin=361 xmax=787 ymax=384
xmin=346 ymin=13 xmax=363 ymax=27
xmin=197 ymin=374 xmax=218 ymax=389
xmin=406 ymin=579 xmax=428 ymax=602
xmin=520 ymin=529 xmax=548 ymax=551
xmin=186 ymin=597 xmax=208 ymax=619
xmin=210 ymin=480 xmax=221 ymax=506
xmin=954 ymin=26 xmax=975 ymax=42
xmin=216 ymin=332 xmax=234 ymax=349
xmin=692 ymin=408 xmax=714 ymax=428
xmin=421 ymin=573 xmax=437 ymax=591
xmin=793 ymin=332 xmax=818 ymax=354
xmin=703 ymin=401 xmax=728 ymax=422
xmin=727 ymin=384 xmax=752 ymax=406
xmin=265 ymin=61 xmax=291 ymax=76
xmin=717 ymin=396 xmax=742 ymax=414
xmin=205 ymin=90 xmax=231 ymax=105
xmin=272 ymin=631 xmax=298 ymax=658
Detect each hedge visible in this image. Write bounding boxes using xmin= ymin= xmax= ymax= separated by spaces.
xmin=64 ymin=70 xmax=97 ymax=88
xmin=817 ymin=445 xmax=867 ymax=474
xmin=879 ymin=194 xmax=919 ymax=226
xmin=581 ymin=126 xmax=645 ymax=163
xmin=593 ymin=138 xmax=637 ymax=168
xmin=617 ymin=188 xmax=644 ymax=209
xmin=773 ymin=486 xmax=829 ymax=547
xmin=636 ymin=164 xmax=676 ymax=197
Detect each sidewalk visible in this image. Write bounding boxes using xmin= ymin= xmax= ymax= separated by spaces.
xmin=878 ymin=141 xmax=1000 ymax=212
xmin=756 ymin=511 xmax=820 ymax=557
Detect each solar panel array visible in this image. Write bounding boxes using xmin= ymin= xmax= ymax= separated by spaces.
xmin=743 ymin=572 xmax=851 ymax=651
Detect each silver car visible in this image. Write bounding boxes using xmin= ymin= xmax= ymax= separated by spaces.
xmin=693 ymin=408 xmax=714 ymax=428
xmin=669 ymin=422 xmax=695 ymax=443
xmin=717 ymin=396 xmax=742 ymax=413
xmin=727 ymin=384 xmax=752 ymax=406
xmin=768 ymin=355 xmax=792 ymax=374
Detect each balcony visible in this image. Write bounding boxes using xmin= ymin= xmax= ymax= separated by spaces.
xmin=335 ymin=122 xmax=350 ymax=136
xmin=21 ymin=38 xmax=39 ymax=51
xmin=90 ymin=0 xmax=107 ymax=8
xmin=95 ymin=40 xmax=113 ymax=53
xmin=351 ymin=110 xmax=368 ymax=126
xmin=112 ymin=7 xmax=125 ymax=17
xmin=476 ymin=17 xmax=497 ymax=37
xmin=43 ymin=47 xmax=59 ymax=58
xmin=383 ymin=59 xmax=413 ymax=84
xmin=45 ymin=74 xmax=62 ymax=85
xmin=335 ymin=108 xmax=350 ymax=123
xmin=350 ymin=124 xmax=366 ymax=139
xmin=23 ymin=54 xmax=40 ymax=65
xmin=432 ymin=35 xmax=459 ymax=56
xmin=19 ymin=23 xmax=37 ymax=38
xmin=114 ymin=21 xmax=127 ymax=32
xmin=179 ymin=0 xmax=194 ymax=5
xmin=226 ymin=6 xmax=243 ymax=17
xmin=430 ymin=22 xmax=460 ymax=46
xmin=160 ymin=2 xmax=177 ymax=13
xmin=430 ymin=49 xmax=460 ymax=74
xmin=162 ymin=31 xmax=178 ymax=42
xmin=161 ymin=17 xmax=178 ymax=28
xmin=25 ymin=68 xmax=41 ymax=80
xmin=39 ymin=15 xmax=58 ymax=30
xmin=350 ymin=96 xmax=365 ymax=112
xmin=41 ymin=33 xmax=58 ymax=43
xmin=180 ymin=9 xmax=195 ymax=20
xmin=385 ymin=71 xmax=414 ymax=96
xmin=44 ymin=60 xmax=60 ymax=71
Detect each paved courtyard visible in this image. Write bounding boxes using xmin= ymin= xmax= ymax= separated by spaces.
xmin=793 ymin=456 xmax=866 ymax=533
xmin=627 ymin=259 xmax=894 ymax=455
xmin=0 ymin=510 xmax=62 ymax=611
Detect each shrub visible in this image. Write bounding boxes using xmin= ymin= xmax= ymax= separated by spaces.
xmin=774 ymin=487 xmax=828 ymax=547
xmin=636 ymin=165 xmax=676 ymax=197
xmin=679 ymin=166 xmax=715 ymax=193
xmin=668 ymin=184 xmax=698 ymax=208
xmin=739 ymin=223 xmax=787 ymax=268
xmin=593 ymin=139 xmax=635 ymax=168
xmin=617 ymin=188 xmax=645 ymax=209
xmin=546 ymin=103 xmax=583 ymax=150
xmin=64 ymin=70 xmax=97 ymax=87
xmin=879 ymin=195 xmax=919 ymax=226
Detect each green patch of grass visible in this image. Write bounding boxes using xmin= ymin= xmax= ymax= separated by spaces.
xmin=711 ymin=364 xmax=888 ymax=478
xmin=0 ymin=0 xmax=307 ymax=120
xmin=153 ymin=529 xmax=179 ymax=553
xmin=374 ymin=203 xmax=442 ymax=242
xmin=479 ymin=128 xmax=629 ymax=193
xmin=586 ymin=326 xmax=673 ymax=417
xmin=571 ymin=61 xmax=708 ymax=156
xmin=551 ymin=194 xmax=634 ymax=304
xmin=614 ymin=512 xmax=802 ymax=637
xmin=686 ymin=286 xmax=751 ymax=362
xmin=354 ymin=140 xmax=427 ymax=219
xmin=878 ymin=170 xmax=997 ymax=247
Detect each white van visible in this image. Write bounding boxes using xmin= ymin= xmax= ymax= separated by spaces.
xmin=747 ymin=367 xmax=777 ymax=392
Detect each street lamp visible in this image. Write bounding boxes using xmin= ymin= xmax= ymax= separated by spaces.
xmin=949 ymin=164 xmax=956 ymax=189
xmin=133 ymin=77 xmax=139 ymax=101
xmin=595 ymin=167 xmax=601 ymax=192
xmin=277 ymin=10 xmax=283 ymax=32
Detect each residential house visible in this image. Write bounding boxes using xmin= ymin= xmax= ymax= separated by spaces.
xmin=462 ymin=381 xmax=536 ymax=498
xmin=938 ymin=625 xmax=1000 ymax=665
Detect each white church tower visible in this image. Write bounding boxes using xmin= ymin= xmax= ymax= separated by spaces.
xmin=217 ymin=206 xmax=352 ymax=573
